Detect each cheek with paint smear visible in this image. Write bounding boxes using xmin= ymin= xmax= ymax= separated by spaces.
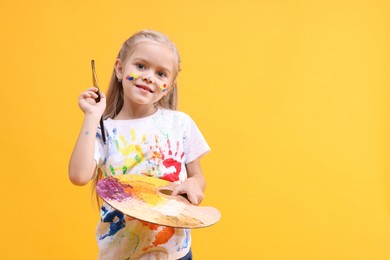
xmin=126 ymin=73 xmax=168 ymax=93
xmin=160 ymin=84 xmax=167 ymax=92
xmin=125 ymin=73 xmax=139 ymax=81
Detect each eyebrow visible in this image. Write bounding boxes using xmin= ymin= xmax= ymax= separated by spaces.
xmin=133 ymin=58 xmax=172 ymax=74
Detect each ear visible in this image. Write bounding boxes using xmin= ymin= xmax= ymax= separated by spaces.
xmin=114 ymin=59 xmax=123 ymax=81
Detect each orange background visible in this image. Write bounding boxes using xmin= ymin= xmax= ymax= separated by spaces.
xmin=0 ymin=0 xmax=389 ymax=259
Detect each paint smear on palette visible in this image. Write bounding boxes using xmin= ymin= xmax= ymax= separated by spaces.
xmin=97 ymin=175 xmax=164 ymax=206
xmin=97 ymin=177 xmax=132 ymax=202
xmin=97 ymin=174 xmax=221 ymax=229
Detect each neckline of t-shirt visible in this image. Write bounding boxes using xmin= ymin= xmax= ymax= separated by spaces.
xmin=106 ymin=108 xmax=162 ymax=123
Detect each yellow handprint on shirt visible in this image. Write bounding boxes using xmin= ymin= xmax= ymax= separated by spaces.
xmin=111 ymin=128 xmax=146 ymax=174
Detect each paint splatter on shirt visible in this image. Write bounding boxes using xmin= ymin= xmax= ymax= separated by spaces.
xmin=94 ymin=108 xmax=210 ymax=259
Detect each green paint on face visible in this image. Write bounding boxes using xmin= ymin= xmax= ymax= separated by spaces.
xmin=122 ymin=166 xmax=127 ymax=174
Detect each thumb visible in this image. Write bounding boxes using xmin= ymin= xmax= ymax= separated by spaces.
xmin=185 ymin=192 xmax=198 ymax=205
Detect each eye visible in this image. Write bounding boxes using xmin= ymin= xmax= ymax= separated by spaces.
xmin=157 ymin=71 xmax=167 ymax=78
xmin=136 ymin=63 xmax=146 ymax=70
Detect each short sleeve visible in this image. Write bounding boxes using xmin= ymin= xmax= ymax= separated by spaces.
xmin=183 ymin=117 xmax=210 ymax=163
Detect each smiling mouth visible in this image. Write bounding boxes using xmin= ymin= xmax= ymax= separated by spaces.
xmin=136 ymin=85 xmax=154 ymax=93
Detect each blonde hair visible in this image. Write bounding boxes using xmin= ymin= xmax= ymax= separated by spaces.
xmin=92 ymin=30 xmax=182 ymax=208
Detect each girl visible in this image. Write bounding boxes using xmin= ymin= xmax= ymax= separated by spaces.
xmin=68 ymin=30 xmax=210 ymax=260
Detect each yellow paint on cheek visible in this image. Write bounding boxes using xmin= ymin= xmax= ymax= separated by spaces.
xmin=125 ymin=73 xmax=139 ymax=81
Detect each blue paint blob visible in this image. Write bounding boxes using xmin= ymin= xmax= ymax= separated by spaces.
xmin=96 ymin=132 xmax=102 ymax=140
xmin=99 ymin=209 xmax=126 ymax=240
xmin=178 ymin=229 xmax=190 ymax=250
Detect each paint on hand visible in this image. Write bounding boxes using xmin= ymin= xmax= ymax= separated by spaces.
xmin=126 ymin=73 xmax=139 ymax=81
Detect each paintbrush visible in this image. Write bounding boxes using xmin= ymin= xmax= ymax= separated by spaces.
xmin=91 ymin=60 xmax=106 ymax=144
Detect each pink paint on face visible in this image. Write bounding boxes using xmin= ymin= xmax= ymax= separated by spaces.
xmin=125 ymin=73 xmax=139 ymax=81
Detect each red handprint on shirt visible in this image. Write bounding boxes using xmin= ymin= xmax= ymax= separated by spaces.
xmin=148 ymin=136 xmax=184 ymax=182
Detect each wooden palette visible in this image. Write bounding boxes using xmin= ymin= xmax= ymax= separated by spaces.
xmin=97 ymin=174 xmax=221 ymax=228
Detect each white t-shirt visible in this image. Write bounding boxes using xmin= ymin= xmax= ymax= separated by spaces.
xmin=94 ymin=108 xmax=210 ymax=260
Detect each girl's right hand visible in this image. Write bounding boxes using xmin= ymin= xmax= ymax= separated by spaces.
xmin=78 ymin=87 xmax=106 ymax=117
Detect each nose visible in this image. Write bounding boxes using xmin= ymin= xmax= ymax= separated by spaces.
xmin=142 ymin=74 xmax=154 ymax=84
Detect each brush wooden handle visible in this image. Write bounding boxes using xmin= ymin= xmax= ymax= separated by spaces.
xmin=91 ymin=60 xmax=106 ymax=144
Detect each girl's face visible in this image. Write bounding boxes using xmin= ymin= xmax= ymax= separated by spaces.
xmin=115 ymin=40 xmax=176 ymax=110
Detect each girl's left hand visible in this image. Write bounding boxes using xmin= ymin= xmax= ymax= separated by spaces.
xmin=171 ymin=177 xmax=204 ymax=205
